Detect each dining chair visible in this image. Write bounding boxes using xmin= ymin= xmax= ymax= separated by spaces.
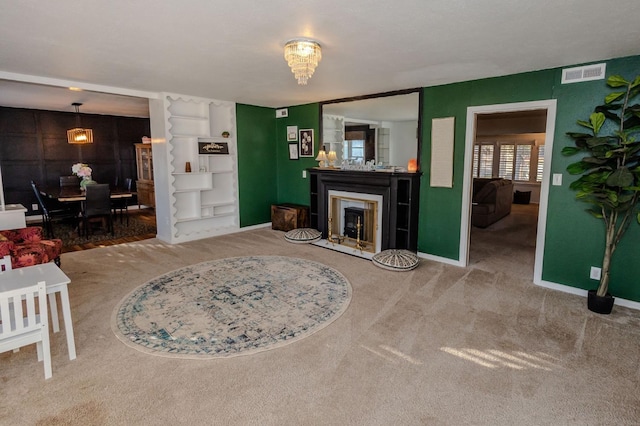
xmin=30 ymin=181 xmax=78 ymax=238
xmin=1 ymin=255 xmax=17 ymax=353
xmin=59 ymin=175 xmax=79 ymax=187
xmin=0 ymin=281 xmax=52 ymax=379
xmin=81 ymin=184 xmax=114 ymax=237
xmin=0 ymin=255 xmax=11 ymax=271
xmin=112 ymin=177 xmax=132 ymax=226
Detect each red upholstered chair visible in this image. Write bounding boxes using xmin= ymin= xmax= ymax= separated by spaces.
xmin=0 ymin=226 xmax=62 ymax=269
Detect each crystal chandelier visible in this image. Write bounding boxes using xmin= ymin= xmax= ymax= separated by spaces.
xmin=67 ymin=102 xmax=93 ymax=144
xmin=284 ymin=38 xmax=322 ymax=85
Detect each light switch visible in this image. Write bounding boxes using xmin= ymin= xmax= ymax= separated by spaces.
xmin=302 ymin=170 xmax=307 ymax=178
xmin=552 ymin=173 xmax=562 ymax=186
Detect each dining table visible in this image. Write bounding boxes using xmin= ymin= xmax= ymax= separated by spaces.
xmin=41 ymin=186 xmax=134 ymax=202
xmin=0 ymin=262 xmax=76 ymax=360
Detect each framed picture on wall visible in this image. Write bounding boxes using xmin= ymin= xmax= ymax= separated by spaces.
xmin=288 ymin=143 xmax=299 ymax=160
xmin=299 ymin=129 xmax=314 ymax=157
xmin=287 ymin=125 xmax=298 ymax=141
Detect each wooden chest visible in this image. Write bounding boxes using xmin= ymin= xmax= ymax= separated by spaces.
xmin=271 ymin=204 xmax=310 ymax=231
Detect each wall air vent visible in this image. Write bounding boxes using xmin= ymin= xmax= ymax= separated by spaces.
xmin=561 ymin=63 xmax=606 ymax=84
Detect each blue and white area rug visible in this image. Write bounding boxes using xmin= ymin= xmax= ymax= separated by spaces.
xmin=111 ymin=256 xmax=352 ymax=359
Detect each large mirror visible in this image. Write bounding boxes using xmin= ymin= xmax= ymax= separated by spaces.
xmin=320 ymin=89 xmax=422 ymax=170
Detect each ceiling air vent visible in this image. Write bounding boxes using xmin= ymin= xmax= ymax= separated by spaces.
xmin=561 ymin=63 xmax=606 ymax=84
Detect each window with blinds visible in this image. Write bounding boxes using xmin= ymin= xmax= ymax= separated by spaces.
xmin=473 ymin=144 xmax=494 ymax=178
xmin=536 ymin=145 xmax=545 ymax=182
xmin=473 ymin=141 xmax=544 ymax=182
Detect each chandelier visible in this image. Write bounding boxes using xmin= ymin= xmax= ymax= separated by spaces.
xmin=67 ymin=102 xmax=93 ymax=144
xmin=284 ymin=38 xmax=322 ymax=85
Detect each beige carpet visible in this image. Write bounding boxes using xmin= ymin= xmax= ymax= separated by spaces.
xmin=2 ymin=222 xmax=640 ymax=425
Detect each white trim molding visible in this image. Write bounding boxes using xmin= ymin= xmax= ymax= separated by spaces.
xmin=417 ymin=251 xmax=465 ymax=267
xmin=0 ymin=71 xmax=159 ymax=100
xmin=536 ymin=279 xmax=640 ymax=311
xmin=461 ymin=99 xmax=557 ymax=288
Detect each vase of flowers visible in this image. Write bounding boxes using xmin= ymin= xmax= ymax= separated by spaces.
xmin=72 ymin=163 xmax=95 ymax=190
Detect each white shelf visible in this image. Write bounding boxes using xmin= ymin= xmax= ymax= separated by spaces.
xmin=174 ymin=188 xmax=210 ymax=193
xmin=164 ymin=94 xmax=239 ymax=242
xmin=171 ymin=133 xmax=210 ymax=139
xmin=175 ymin=216 xmax=201 ymax=223
xmin=171 ymin=115 xmax=208 ymax=121
xmin=202 ymin=200 xmax=235 ymax=208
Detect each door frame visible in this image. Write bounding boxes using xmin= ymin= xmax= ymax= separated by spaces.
xmin=459 ymin=99 xmax=557 ymax=285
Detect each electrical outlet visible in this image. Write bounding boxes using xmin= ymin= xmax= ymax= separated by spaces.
xmin=590 ymin=266 xmax=601 ymax=280
xmin=32 ymin=203 xmax=38 ymax=211
xmin=302 ymin=170 xmax=307 ymax=178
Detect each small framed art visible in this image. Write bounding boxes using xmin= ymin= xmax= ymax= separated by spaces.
xmin=288 ymin=143 xmax=299 ymax=160
xmin=299 ymin=129 xmax=314 ymax=157
xmin=287 ymin=125 xmax=298 ymax=142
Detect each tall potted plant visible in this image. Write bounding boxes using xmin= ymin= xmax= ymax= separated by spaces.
xmin=563 ymin=73 xmax=640 ymax=314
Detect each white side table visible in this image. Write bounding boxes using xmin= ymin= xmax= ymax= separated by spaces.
xmin=0 ymin=204 xmax=27 ymax=231
xmin=0 ymin=262 xmax=76 ymax=360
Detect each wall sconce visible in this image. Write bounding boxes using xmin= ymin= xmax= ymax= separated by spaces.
xmin=407 ymin=158 xmax=418 ymax=172
xmin=315 ymin=149 xmax=328 ymax=168
xmin=67 ymin=102 xmax=93 ymax=144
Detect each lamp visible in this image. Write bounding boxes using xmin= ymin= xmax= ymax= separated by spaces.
xmin=327 ymin=150 xmax=337 ymax=168
xmin=284 ymin=38 xmax=322 ymax=85
xmin=407 ymin=158 xmax=418 ymax=172
xmin=67 ymin=102 xmax=93 ymax=144
xmin=315 ymin=149 xmax=328 ymax=168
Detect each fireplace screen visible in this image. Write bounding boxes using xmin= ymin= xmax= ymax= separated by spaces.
xmin=328 ymin=194 xmax=378 ymax=253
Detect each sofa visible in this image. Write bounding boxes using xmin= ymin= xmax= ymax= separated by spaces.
xmin=0 ymin=226 xmax=62 ymax=269
xmin=471 ymin=178 xmax=514 ymax=228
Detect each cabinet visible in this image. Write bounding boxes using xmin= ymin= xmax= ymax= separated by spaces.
xmin=135 ymin=144 xmax=155 ymax=207
xmin=162 ymin=94 xmax=239 ymax=243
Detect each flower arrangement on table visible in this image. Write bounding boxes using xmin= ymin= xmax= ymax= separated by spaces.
xmin=72 ymin=163 xmax=95 ymax=189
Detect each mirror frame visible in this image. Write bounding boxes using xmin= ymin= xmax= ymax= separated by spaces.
xmin=319 ymin=87 xmax=424 ymax=170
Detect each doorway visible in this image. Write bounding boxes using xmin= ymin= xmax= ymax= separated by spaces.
xmin=459 ymin=100 xmax=557 ymax=285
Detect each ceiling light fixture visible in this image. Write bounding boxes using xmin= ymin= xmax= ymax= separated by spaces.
xmin=284 ymin=38 xmax=322 ymax=85
xmin=67 ymin=102 xmax=93 ymax=144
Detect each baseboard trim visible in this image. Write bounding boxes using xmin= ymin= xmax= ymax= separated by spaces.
xmin=417 ymin=251 xmax=464 ymax=267
xmin=535 ymin=279 xmax=640 ymax=311
xmin=238 ymin=222 xmax=272 ymax=232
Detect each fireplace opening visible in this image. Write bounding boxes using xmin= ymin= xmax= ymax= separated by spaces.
xmin=325 ymin=190 xmax=382 ymax=257
xmin=344 ymin=207 xmax=365 ymax=239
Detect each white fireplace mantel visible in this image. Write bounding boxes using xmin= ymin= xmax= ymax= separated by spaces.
xmin=314 ymin=190 xmax=384 ymax=259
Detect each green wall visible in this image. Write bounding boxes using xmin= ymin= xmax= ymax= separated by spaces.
xmin=247 ymin=55 xmax=640 ymax=302
xmin=274 ymin=103 xmax=319 ymax=205
xmin=543 ymin=56 xmax=640 ymax=301
xmin=418 ymin=55 xmax=640 ymax=301
xmin=236 ymin=103 xmax=277 ymax=227
xmin=419 ymin=70 xmax=556 ymax=259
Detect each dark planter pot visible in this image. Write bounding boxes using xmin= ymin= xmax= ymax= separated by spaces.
xmin=587 ymin=290 xmax=615 ymax=314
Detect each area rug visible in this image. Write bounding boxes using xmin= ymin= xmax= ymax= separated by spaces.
xmin=111 ymin=256 xmax=352 ymax=359
xmin=52 ymin=212 xmax=156 ymax=250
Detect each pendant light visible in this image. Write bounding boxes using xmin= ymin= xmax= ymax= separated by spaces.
xmin=67 ymin=102 xmax=93 ymax=144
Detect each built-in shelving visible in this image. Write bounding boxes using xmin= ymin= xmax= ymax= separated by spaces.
xmin=322 ymin=114 xmax=345 ymax=162
xmin=162 ymin=95 xmax=239 ymax=242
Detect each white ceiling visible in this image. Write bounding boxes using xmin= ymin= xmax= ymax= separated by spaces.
xmin=0 ymin=0 xmax=639 ymax=117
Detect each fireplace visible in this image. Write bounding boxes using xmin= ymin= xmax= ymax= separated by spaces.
xmin=309 ymin=169 xmax=421 ymax=258
xmin=325 ymin=190 xmax=382 ymax=256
